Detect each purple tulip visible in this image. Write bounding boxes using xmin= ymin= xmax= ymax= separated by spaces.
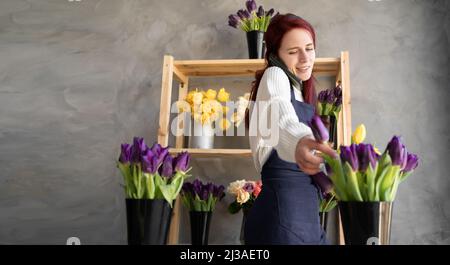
xmin=334 ymin=85 xmax=342 ymax=98
xmin=312 ymin=172 xmax=333 ymax=197
xmin=340 ymin=145 xmax=359 ymax=171
xmin=266 ymin=8 xmax=275 ymax=17
xmin=318 ymin=90 xmax=327 ymax=103
xmin=193 ymin=179 xmax=202 ymax=196
xmin=228 ymin=14 xmax=240 ymax=28
xmin=334 ymin=97 xmax=342 ymax=107
xmin=403 ymin=153 xmax=419 ymax=173
xmin=386 ymin=136 xmax=408 ymax=168
xmin=356 ymin=144 xmax=378 ymax=172
xmin=257 ymin=6 xmax=264 ymax=17
xmin=150 ymin=143 xmax=169 ymax=167
xmin=119 ymin=143 xmax=132 ymax=163
xmin=159 ymin=154 xmax=174 ymax=178
xmin=201 ymin=188 xmax=209 ymax=201
xmin=246 ymin=0 xmax=257 ymax=13
xmin=326 ymin=89 xmax=335 ymax=104
xmin=142 ymin=151 xmax=158 ymax=174
xmin=237 ymin=9 xmax=246 ymax=20
xmin=213 ymin=185 xmax=225 ymax=199
xmin=173 ymin=152 xmax=190 ymax=172
xmin=131 ymin=137 xmax=147 ymax=163
xmin=308 ymin=115 xmax=329 ymax=142
xmin=182 ymin=182 xmax=193 ymax=194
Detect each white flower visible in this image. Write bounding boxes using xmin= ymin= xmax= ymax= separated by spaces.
xmin=227 ymin=179 xmax=246 ymax=195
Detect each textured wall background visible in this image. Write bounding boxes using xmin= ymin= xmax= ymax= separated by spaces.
xmin=0 ymin=0 xmax=448 ymax=244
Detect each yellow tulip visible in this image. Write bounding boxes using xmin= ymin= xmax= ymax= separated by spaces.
xmin=205 ymin=89 xmax=217 ymax=100
xmin=352 ymin=124 xmax=366 ymax=144
xmin=374 ymin=146 xmax=381 ymax=155
xmin=217 ymin=88 xmax=230 ymax=102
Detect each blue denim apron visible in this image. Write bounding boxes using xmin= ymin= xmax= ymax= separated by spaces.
xmin=244 ymin=86 xmax=328 ymax=245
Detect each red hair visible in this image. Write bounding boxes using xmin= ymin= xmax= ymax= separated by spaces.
xmin=245 ymin=14 xmax=317 ymax=128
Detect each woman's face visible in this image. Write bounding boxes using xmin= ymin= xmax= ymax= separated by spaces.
xmin=278 ymin=28 xmax=315 ymax=81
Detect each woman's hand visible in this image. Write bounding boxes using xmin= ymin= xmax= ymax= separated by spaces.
xmin=295 ymin=135 xmax=337 ymax=175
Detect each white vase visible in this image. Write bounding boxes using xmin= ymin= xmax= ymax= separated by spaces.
xmin=188 ymin=119 xmax=214 ymax=149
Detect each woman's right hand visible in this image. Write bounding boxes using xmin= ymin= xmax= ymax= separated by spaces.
xmin=294 ymin=135 xmax=337 ymax=175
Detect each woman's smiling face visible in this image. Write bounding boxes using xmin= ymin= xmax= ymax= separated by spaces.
xmin=278 ymin=28 xmax=316 ymax=81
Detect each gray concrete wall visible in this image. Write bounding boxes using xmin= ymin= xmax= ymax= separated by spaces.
xmin=0 ymin=0 xmax=448 ymax=244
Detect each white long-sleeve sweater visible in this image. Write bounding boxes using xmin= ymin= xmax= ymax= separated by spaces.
xmin=249 ymin=66 xmax=314 ymax=173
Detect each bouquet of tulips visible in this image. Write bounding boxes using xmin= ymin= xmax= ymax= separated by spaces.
xmin=177 ymin=88 xmax=250 ymax=130
xmin=310 ymin=115 xmax=420 ymax=202
xmin=180 ymin=179 xmax=225 ymax=212
xmin=227 ymin=179 xmax=262 ymax=214
xmin=117 ymin=137 xmax=191 ymax=207
xmin=317 ymin=85 xmax=342 ymax=118
xmin=228 ymin=0 xmax=277 ymax=32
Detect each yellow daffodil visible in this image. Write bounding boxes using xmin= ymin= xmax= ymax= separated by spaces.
xmin=176 ymin=100 xmax=190 ymax=113
xmin=201 ymin=112 xmax=211 ymax=125
xmin=201 ymin=101 xmax=213 ymax=114
xmin=352 ymin=124 xmax=366 ymax=144
xmin=210 ymin=100 xmax=223 ymax=113
xmin=205 ymin=89 xmax=217 ymax=100
xmin=217 ymin=88 xmax=230 ymax=102
xmin=210 ymin=112 xmax=219 ymax=121
xmin=186 ymin=89 xmax=199 ymax=104
xmin=218 ymin=118 xmax=231 ymax=130
xmin=193 ymin=113 xmax=202 ymax=123
xmin=193 ymin=91 xmax=203 ymax=105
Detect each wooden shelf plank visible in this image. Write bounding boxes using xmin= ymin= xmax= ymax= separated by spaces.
xmin=173 ymin=58 xmax=340 ymax=77
xmin=169 ymin=148 xmax=252 ymax=157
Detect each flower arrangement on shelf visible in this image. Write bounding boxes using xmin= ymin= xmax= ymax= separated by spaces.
xmin=117 ymin=137 xmax=191 ymax=206
xmin=317 ymin=84 xmax=342 ymax=118
xmin=177 ymin=88 xmax=250 ymax=130
xmin=228 ymin=0 xmax=277 ymax=32
xmin=180 ymin=179 xmax=226 ymax=212
xmin=321 ymin=123 xmax=420 ymax=202
xmin=227 ymin=179 xmax=262 ymax=214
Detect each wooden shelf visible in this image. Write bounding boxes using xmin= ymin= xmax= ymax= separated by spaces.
xmin=172 ymin=58 xmax=340 ymax=80
xmin=169 ymin=148 xmax=252 ymax=158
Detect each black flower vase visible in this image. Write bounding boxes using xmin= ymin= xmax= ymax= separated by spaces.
xmin=246 ymin=30 xmax=265 ymax=59
xmin=126 ymin=199 xmax=173 ymax=245
xmin=189 ymin=211 xmax=212 ymax=245
xmin=239 ymin=209 xmax=249 ymax=245
xmin=338 ymin=201 xmax=393 ymax=245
